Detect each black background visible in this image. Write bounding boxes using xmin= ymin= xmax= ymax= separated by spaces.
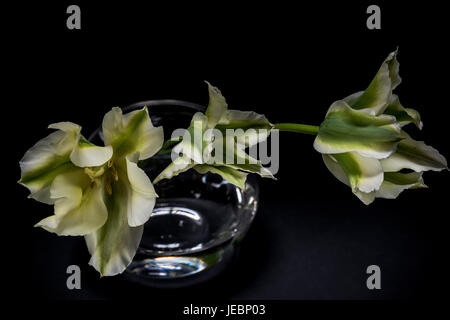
xmin=6 ymin=0 xmax=450 ymax=308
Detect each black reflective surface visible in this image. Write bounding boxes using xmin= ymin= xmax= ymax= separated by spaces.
xmin=8 ymin=1 xmax=450 ymax=303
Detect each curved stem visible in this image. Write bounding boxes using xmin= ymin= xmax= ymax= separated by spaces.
xmin=274 ymin=123 xmax=319 ymax=135
xmin=157 ymin=137 xmax=181 ymax=155
xmin=155 ymin=123 xmax=319 ymax=158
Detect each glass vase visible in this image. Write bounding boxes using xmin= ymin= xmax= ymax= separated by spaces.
xmin=89 ymin=100 xmax=259 ymax=288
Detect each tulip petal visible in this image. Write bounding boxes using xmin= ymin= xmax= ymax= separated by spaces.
xmin=19 ymin=122 xmax=81 ymax=204
xmin=323 ymin=152 xmax=384 ymax=193
xmin=224 ymin=162 xmax=275 ymax=180
xmin=343 ymin=91 xmax=364 ymax=106
xmin=322 ymin=154 xmax=381 ymax=205
xmin=323 ymin=154 xmax=429 ymax=204
xmin=380 ymin=133 xmax=448 ymax=172
xmin=102 ymin=107 xmax=164 ymax=160
xmin=383 ymin=95 xmax=422 ymax=129
xmin=124 ymin=155 xmax=158 ymax=227
xmin=48 ymin=122 xmax=81 ymax=133
xmin=70 ymin=135 xmax=113 ymax=167
xmin=194 ymin=165 xmax=249 ymax=189
xmin=205 ymin=81 xmax=228 ymax=128
xmin=219 ymin=136 xmax=276 ymax=179
xmin=216 ymin=110 xmax=273 ymax=146
xmin=354 ymin=190 xmax=376 ymax=205
xmin=173 ymin=112 xmax=209 ymax=164
xmin=35 ymin=169 xmax=108 ymax=236
xmin=314 ymin=100 xmax=403 ymax=159
xmin=349 ymin=49 xmax=401 ymax=115
xmin=85 ymin=175 xmax=144 ymax=277
xmin=322 ymin=154 xmax=349 ymax=186
xmin=225 ymin=162 xmax=275 ymax=180
xmin=375 ymin=172 xmax=427 ymax=199
xmin=153 ymin=155 xmax=195 ymax=184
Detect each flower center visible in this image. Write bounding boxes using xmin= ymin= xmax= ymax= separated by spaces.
xmin=104 ymin=160 xmax=119 ymax=195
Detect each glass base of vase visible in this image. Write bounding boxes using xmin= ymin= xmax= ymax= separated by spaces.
xmin=123 ymin=197 xmax=245 ymax=288
xmin=124 ymin=240 xmax=237 ymax=288
xmin=121 ymin=172 xmax=257 ymax=288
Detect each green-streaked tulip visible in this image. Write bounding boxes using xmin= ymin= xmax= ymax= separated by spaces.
xmin=314 ymin=50 xmax=447 ymax=204
xmin=19 ymin=107 xmax=164 ymax=276
xmin=313 ymin=100 xmax=404 ymax=159
xmin=19 ymin=122 xmax=113 ymax=204
xmin=19 ymin=49 xmax=449 ymax=281
xmin=153 ymin=82 xmax=275 ymax=189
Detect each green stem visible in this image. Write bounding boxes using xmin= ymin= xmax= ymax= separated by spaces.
xmin=274 ymin=123 xmax=319 ymax=135
xmin=155 ymin=123 xmax=318 ymax=159
xmin=156 ymin=137 xmax=181 ymax=155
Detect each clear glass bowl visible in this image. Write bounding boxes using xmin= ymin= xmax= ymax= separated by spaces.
xmin=89 ymin=100 xmax=259 ymax=288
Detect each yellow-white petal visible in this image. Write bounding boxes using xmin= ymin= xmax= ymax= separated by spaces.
xmin=85 ymin=223 xmax=143 ymax=277
xmin=84 ymin=174 xmax=144 ymax=277
xmin=354 ymin=190 xmax=376 ymax=205
xmin=205 ymin=81 xmax=228 ymax=128
xmin=102 ymin=107 xmax=164 ymax=160
xmin=19 ymin=122 xmax=81 ymax=204
xmin=124 ymin=155 xmax=158 ymax=227
xmin=322 ymin=154 xmax=379 ymax=205
xmin=172 ymin=112 xmax=209 ymax=164
xmin=70 ymin=135 xmax=113 ymax=167
xmin=322 ymin=152 xmax=384 ymax=194
xmin=322 ymin=154 xmax=349 ymax=186
xmin=35 ymin=169 xmax=108 ymax=236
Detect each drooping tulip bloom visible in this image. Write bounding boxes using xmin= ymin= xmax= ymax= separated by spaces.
xmin=314 ymin=50 xmax=447 ymax=204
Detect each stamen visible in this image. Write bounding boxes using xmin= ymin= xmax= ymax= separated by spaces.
xmin=106 ymin=182 xmax=112 ymax=195
xmin=95 ymin=167 xmax=105 ymax=177
xmin=84 ymin=168 xmax=96 ymax=181
xmin=85 ymin=166 xmax=106 ymax=181
xmin=104 ymin=173 xmax=112 ymax=195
